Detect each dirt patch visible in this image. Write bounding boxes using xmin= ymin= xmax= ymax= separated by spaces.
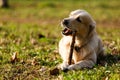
xmin=0 ymin=16 xmax=59 ymax=26
xmin=0 ymin=16 xmax=120 ymax=28
xmin=97 ymin=19 xmax=120 ymax=28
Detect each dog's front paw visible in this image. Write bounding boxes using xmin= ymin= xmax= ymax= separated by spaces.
xmin=67 ymin=65 xmax=74 ymax=70
xmin=63 ymin=68 xmax=69 ymax=72
xmin=68 ymin=64 xmax=80 ymax=70
xmin=59 ymin=63 xmax=69 ymax=71
xmin=62 ymin=65 xmax=74 ymax=72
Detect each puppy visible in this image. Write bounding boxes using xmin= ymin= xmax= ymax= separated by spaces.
xmin=59 ymin=9 xmax=104 ymax=70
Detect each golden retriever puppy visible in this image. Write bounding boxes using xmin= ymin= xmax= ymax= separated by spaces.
xmin=59 ymin=9 xmax=104 ymax=70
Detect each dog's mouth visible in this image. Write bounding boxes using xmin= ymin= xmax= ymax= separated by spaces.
xmin=62 ymin=27 xmax=73 ymax=36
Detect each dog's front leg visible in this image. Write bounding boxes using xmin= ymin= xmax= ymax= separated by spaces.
xmin=59 ymin=37 xmax=72 ymax=70
xmin=68 ymin=60 xmax=95 ymax=70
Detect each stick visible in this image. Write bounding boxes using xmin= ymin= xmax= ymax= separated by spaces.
xmin=68 ymin=31 xmax=76 ymax=65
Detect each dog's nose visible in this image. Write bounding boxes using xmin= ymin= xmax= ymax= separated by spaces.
xmin=63 ymin=19 xmax=69 ymax=25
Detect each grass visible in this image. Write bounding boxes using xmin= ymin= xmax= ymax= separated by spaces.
xmin=0 ymin=0 xmax=120 ymax=80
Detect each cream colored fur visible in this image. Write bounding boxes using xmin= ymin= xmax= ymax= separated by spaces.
xmin=59 ymin=10 xmax=104 ymax=70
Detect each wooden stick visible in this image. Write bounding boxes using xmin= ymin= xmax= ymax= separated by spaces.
xmin=68 ymin=31 xmax=76 ymax=65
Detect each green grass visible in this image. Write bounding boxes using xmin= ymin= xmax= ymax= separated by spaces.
xmin=0 ymin=0 xmax=120 ymax=80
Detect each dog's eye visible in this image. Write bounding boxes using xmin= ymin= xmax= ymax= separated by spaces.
xmin=76 ymin=17 xmax=81 ymax=22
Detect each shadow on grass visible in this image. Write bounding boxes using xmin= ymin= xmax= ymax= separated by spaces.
xmin=97 ymin=53 xmax=120 ymax=66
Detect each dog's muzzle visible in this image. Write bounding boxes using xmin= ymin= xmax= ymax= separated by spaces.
xmin=62 ymin=19 xmax=73 ymax=36
xmin=63 ymin=19 xmax=69 ymax=25
xmin=62 ymin=28 xmax=73 ymax=36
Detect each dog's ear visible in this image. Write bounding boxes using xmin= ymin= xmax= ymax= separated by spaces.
xmin=90 ymin=22 xmax=96 ymax=28
xmin=88 ymin=23 xmax=96 ymax=35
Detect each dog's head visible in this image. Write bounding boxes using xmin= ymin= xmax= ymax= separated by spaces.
xmin=61 ymin=9 xmax=96 ymax=37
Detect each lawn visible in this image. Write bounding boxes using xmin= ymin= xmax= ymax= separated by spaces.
xmin=0 ymin=0 xmax=120 ymax=80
